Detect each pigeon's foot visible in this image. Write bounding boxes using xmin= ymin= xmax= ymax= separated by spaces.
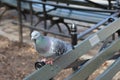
xmin=35 ymin=61 xmax=46 ymax=69
xmin=46 ymin=58 xmax=54 ymax=65
xmin=41 ymin=58 xmax=54 ymax=65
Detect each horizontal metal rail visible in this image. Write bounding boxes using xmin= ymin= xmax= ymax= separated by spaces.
xmin=47 ymin=0 xmax=110 ymax=9
xmin=21 ymin=0 xmax=117 ymax=13
xmin=13 ymin=10 xmax=119 ymax=41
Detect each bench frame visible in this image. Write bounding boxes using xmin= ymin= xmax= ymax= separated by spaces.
xmin=1 ymin=0 xmax=120 ymax=79
xmin=23 ymin=11 xmax=120 ymax=80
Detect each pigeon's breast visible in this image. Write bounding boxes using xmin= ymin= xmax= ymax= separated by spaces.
xmin=35 ymin=37 xmax=54 ymax=57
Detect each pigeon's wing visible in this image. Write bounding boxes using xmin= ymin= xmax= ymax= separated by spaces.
xmin=51 ymin=38 xmax=72 ymax=56
xmin=33 ymin=35 xmax=71 ymax=58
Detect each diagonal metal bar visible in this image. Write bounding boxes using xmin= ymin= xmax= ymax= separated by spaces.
xmin=65 ymin=38 xmax=120 ymax=80
xmin=23 ymin=17 xmax=120 ymax=80
xmin=77 ymin=12 xmax=119 ymax=40
xmin=96 ymin=56 xmax=120 ymax=80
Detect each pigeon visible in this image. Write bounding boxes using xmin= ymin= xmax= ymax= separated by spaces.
xmin=31 ymin=30 xmax=72 ymax=64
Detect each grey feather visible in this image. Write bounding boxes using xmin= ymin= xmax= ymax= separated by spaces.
xmin=31 ymin=31 xmax=72 ymax=58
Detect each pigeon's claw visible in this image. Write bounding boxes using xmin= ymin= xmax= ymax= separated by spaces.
xmin=46 ymin=58 xmax=54 ymax=65
xmin=40 ymin=58 xmax=47 ymax=62
xmin=41 ymin=58 xmax=54 ymax=65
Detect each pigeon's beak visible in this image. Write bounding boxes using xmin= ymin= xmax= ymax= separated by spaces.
xmin=31 ymin=37 xmax=36 ymax=42
xmin=31 ymin=37 xmax=34 ymax=40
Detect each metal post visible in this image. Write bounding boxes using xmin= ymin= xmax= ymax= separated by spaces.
xmin=43 ymin=0 xmax=47 ymax=35
xmin=17 ymin=0 xmax=23 ymax=46
xmin=70 ymin=24 xmax=77 ymax=49
xmin=108 ymin=0 xmax=112 ymax=9
xmin=29 ymin=2 xmax=34 ymax=35
xmin=70 ymin=24 xmax=79 ymax=72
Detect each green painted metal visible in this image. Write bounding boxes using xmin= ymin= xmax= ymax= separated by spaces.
xmin=47 ymin=0 xmax=110 ymax=9
xmin=24 ymin=17 xmax=120 ymax=80
xmin=47 ymin=0 xmax=95 ymax=7
xmin=1 ymin=0 xmax=54 ymax=13
xmin=47 ymin=9 xmax=108 ymax=23
xmin=65 ymin=38 xmax=120 ymax=80
xmin=96 ymin=57 xmax=120 ymax=80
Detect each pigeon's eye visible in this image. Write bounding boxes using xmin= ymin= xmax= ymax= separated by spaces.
xmin=35 ymin=34 xmax=38 ymax=37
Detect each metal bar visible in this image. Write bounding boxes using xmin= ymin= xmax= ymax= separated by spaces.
xmin=22 ymin=0 xmax=117 ymax=13
xmin=47 ymin=9 xmax=108 ymax=24
xmin=96 ymin=57 xmax=120 ymax=80
xmin=77 ymin=12 xmax=119 ymax=40
xmin=108 ymin=0 xmax=112 ymax=9
xmin=65 ymin=38 xmax=120 ymax=80
xmin=43 ymin=0 xmax=47 ymax=35
xmin=23 ymin=15 xmax=120 ymax=80
xmin=29 ymin=2 xmax=33 ymax=26
xmin=48 ymin=0 xmax=108 ymax=9
xmin=17 ymin=0 xmax=23 ymax=46
xmin=0 ymin=6 xmax=8 ymax=22
xmin=12 ymin=21 xmax=71 ymax=38
xmin=29 ymin=2 xmax=34 ymax=33
xmin=86 ymin=0 xmax=108 ymax=9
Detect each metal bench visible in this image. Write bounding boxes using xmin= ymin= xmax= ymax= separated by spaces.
xmin=47 ymin=8 xmax=110 ymax=23
xmin=0 ymin=0 xmax=27 ymax=19
xmin=41 ymin=0 xmax=117 ymax=35
xmin=0 ymin=0 xmax=55 ymax=19
xmin=15 ymin=0 xmax=119 ymax=43
xmin=21 ymin=0 xmax=116 ymax=34
xmin=7 ymin=0 xmax=118 ymax=79
xmin=0 ymin=0 xmax=56 ymax=44
xmin=14 ymin=0 xmax=120 ymax=79
xmin=23 ymin=11 xmax=120 ymax=80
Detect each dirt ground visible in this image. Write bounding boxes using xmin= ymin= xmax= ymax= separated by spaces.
xmin=0 ymin=35 xmax=39 ymax=80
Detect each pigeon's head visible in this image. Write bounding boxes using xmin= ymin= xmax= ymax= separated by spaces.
xmin=31 ymin=30 xmax=41 ymax=40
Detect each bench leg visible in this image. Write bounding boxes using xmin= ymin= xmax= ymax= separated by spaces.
xmin=0 ymin=6 xmax=9 ymax=22
xmin=48 ymin=18 xmax=71 ymax=34
xmin=57 ymin=18 xmax=71 ymax=34
xmin=63 ymin=22 xmax=71 ymax=34
xmin=34 ymin=18 xmax=42 ymax=26
xmin=48 ymin=20 xmax=63 ymax=33
xmin=14 ymin=8 xmax=27 ymax=21
xmin=21 ymin=12 xmax=27 ymax=20
xmin=34 ymin=15 xmax=44 ymax=27
xmin=0 ymin=6 xmax=8 ymax=25
xmin=99 ymin=34 xmax=115 ymax=52
xmin=56 ymin=23 xmax=63 ymax=33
